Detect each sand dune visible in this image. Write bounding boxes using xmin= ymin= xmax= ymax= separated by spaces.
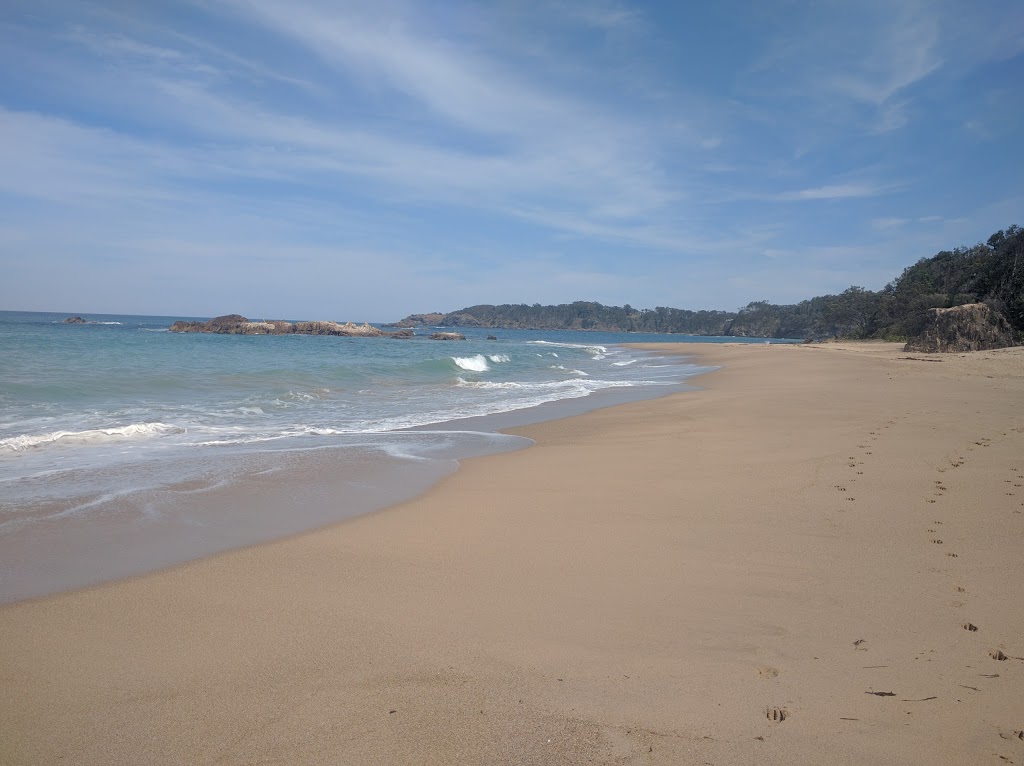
xmin=1 ymin=341 xmax=1022 ymax=765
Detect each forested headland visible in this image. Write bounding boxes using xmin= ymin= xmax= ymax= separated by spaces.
xmin=395 ymin=226 xmax=1023 ymax=341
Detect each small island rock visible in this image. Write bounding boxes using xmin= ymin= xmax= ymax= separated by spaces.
xmin=428 ymin=332 xmax=466 ymax=340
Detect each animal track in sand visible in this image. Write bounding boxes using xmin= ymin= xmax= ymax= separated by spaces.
xmin=931 ymin=539 xmax=944 ymax=544
xmin=990 ymin=649 xmax=1008 ymax=661
xmin=927 ymin=499 xmax=937 ymax=503
xmin=757 ymin=667 xmax=779 ymax=679
xmin=956 ymin=586 xmax=965 ymax=592
xmin=962 ymin=622 xmax=978 ymax=632
xmin=946 ymin=552 xmax=958 ymax=557
xmin=765 ymin=706 xmax=787 ymax=722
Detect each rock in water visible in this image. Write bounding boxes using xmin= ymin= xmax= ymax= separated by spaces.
xmin=63 ymin=316 xmax=86 ymax=323
xmin=169 ymin=315 xmax=407 ymax=337
xmin=904 ymin=303 xmax=1016 ymax=353
xmin=429 ymin=332 xmax=466 ymax=340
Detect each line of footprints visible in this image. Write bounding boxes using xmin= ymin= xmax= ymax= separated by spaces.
xmin=768 ymin=421 xmax=1024 ymax=748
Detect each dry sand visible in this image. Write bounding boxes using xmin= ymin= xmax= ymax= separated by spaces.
xmin=2 ymin=341 xmax=1023 ymax=765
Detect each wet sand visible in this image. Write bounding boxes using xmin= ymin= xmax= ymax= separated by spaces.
xmin=1 ymin=341 xmax=1023 ymax=765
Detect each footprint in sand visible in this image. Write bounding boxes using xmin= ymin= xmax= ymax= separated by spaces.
xmin=757 ymin=667 xmax=780 ymax=679
xmin=962 ymin=622 xmax=979 ymax=632
xmin=765 ymin=706 xmax=787 ymax=722
xmin=990 ymin=649 xmax=1008 ymax=661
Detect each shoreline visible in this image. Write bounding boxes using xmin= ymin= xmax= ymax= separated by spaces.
xmin=2 ymin=342 xmax=1023 ymax=764
xmin=0 ymin=345 xmax=710 ymax=605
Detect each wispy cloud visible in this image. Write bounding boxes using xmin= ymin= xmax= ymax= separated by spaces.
xmin=768 ymin=183 xmax=893 ymax=202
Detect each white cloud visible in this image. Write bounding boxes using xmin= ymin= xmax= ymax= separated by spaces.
xmin=773 ymin=183 xmax=889 ymax=202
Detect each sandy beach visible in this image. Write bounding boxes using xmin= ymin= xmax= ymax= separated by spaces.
xmin=2 ymin=341 xmax=1023 ymax=765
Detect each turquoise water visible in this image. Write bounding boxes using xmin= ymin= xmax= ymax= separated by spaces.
xmin=0 ymin=310 xmax=790 ymax=601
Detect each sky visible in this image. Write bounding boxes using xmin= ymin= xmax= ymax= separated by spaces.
xmin=1 ymin=1 xmax=1022 ymax=321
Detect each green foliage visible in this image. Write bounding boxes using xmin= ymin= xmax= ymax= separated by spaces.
xmin=413 ymin=226 xmax=1023 ymax=340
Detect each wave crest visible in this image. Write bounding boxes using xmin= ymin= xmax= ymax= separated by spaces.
xmin=0 ymin=422 xmax=185 ymax=452
xmin=451 ymin=355 xmax=489 ymax=372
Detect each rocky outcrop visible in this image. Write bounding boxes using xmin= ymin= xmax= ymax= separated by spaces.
xmin=63 ymin=316 xmax=86 ymax=323
xmin=389 ymin=312 xmax=446 ymax=328
xmin=428 ymin=332 xmax=466 ymax=340
xmin=169 ymin=315 xmax=412 ymax=338
xmin=904 ymin=303 xmax=1016 ymax=353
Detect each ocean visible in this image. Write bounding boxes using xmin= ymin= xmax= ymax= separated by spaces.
xmin=0 ymin=310 xmax=790 ymax=601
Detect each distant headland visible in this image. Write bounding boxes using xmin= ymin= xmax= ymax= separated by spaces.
xmin=391 ymin=225 xmax=1022 ymax=351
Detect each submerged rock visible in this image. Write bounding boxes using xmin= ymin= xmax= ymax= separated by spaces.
xmin=904 ymin=303 xmax=1016 ymax=353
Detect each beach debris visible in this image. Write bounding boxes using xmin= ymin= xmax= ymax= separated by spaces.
xmin=866 ymin=691 xmax=897 ymax=697
xmin=389 ymin=709 xmax=397 ymax=714
xmin=959 ymin=685 xmax=981 ymax=691
xmin=902 ymin=697 xmax=938 ymax=702
xmin=981 ymin=674 xmax=1000 ymax=678
xmin=990 ymin=649 xmax=1008 ymax=661
xmin=963 ymin=622 xmax=979 ymax=632
xmin=839 ymin=717 xmax=860 ymax=721
xmin=765 ymin=707 xmax=787 ymax=722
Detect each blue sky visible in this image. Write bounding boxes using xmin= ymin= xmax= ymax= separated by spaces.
xmin=1 ymin=1 xmax=1021 ymax=321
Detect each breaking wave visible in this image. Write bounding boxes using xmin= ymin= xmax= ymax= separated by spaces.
xmin=451 ymin=355 xmax=490 ymax=372
xmin=0 ymin=422 xmax=184 ymax=452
